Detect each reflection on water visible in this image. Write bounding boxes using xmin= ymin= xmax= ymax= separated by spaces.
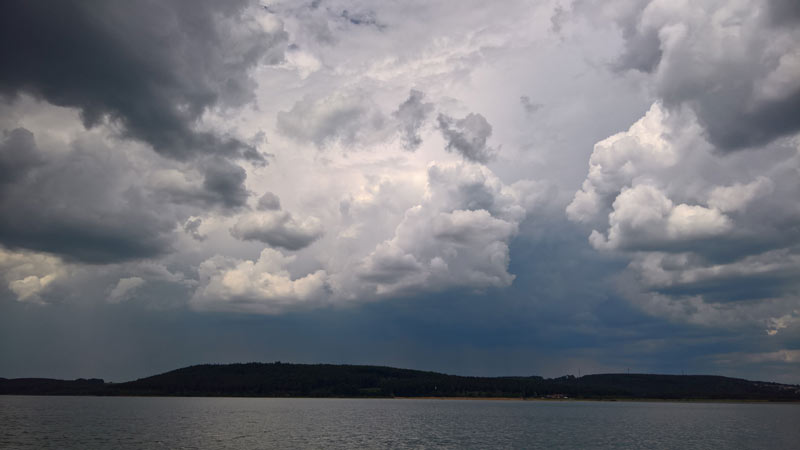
xmin=1 ymin=396 xmax=799 ymax=449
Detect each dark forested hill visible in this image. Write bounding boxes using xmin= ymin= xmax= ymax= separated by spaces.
xmin=0 ymin=377 xmax=106 ymax=395
xmin=2 ymin=363 xmax=799 ymax=401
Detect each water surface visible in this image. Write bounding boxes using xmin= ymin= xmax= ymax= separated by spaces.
xmin=2 ymin=396 xmax=798 ymax=449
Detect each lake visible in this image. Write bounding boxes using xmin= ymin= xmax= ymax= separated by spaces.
xmin=1 ymin=396 xmax=798 ymax=449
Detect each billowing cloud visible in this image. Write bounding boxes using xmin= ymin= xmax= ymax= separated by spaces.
xmin=566 ymin=103 xmax=681 ymax=227
xmin=191 ymin=248 xmax=330 ymax=314
xmin=352 ymin=162 xmax=542 ymax=296
xmin=567 ymin=1 xmax=800 ymax=337
xmin=612 ymin=0 xmax=800 ymax=150
xmin=194 ymin=161 xmax=545 ymax=313
xmin=437 ymin=112 xmax=497 ymax=163
xmin=569 ymin=100 xmax=800 ymax=333
xmin=589 ymin=184 xmax=732 ymax=251
xmin=357 ymin=209 xmax=517 ymax=294
xmin=0 ymin=0 xmax=287 ymax=162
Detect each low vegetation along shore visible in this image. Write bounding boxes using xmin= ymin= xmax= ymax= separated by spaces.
xmin=2 ymin=363 xmax=799 ymax=402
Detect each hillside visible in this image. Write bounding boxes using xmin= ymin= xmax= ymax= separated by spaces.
xmin=2 ymin=363 xmax=799 ymax=401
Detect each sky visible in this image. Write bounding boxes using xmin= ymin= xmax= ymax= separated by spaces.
xmin=0 ymin=0 xmax=798 ymax=384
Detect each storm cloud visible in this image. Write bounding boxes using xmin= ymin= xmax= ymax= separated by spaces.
xmin=0 ymin=127 xmax=175 ymax=263
xmin=611 ymin=0 xmax=800 ymax=150
xmin=0 ymin=0 xmax=286 ymax=161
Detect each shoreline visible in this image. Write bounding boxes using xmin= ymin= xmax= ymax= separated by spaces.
xmin=394 ymin=396 xmax=800 ymax=404
xmin=3 ymin=394 xmax=799 ymax=404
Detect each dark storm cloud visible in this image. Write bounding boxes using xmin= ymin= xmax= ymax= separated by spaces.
xmin=0 ymin=0 xmax=287 ymax=162
xmin=0 ymin=128 xmax=43 ymax=184
xmin=614 ymin=27 xmax=662 ymax=73
xmin=154 ymin=158 xmax=251 ymax=210
xmin=690 ymin=90 xmax=800 ymax=151
xmin=610 ymin=1 xmax=662 ymax=74
xmin=393 ymin=90 xmax=433 ymax=150
xmin=768 ymin=0 xmax=800 ymax=26
xmin=0 ymin=129 xmax=174 ymax=263
xmin=436 ymin=113 xmax=496 ymax=163
xmin=201 ymin=159 xmax=251 ymax=209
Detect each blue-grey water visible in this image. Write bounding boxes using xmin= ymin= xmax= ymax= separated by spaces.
xmin=1 ymin=396 xmax=799 ymax=449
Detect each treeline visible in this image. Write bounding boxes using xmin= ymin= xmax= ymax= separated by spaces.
xmin=0 ymin=377 xmax=105 ymax=396
xmin=2 ymin=363 xmax=799 ymax=401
